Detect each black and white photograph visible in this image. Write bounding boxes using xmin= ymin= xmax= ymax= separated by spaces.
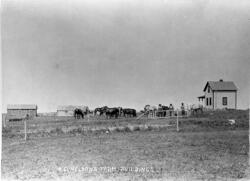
xmin=1 ymin=0 xmax=250 ymax=180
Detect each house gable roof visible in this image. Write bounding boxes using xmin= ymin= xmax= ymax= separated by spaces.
xmin=7 ymin=104 xmax=37 ymax=110
xmin=203 ymin=81 xmax=237 ymax=92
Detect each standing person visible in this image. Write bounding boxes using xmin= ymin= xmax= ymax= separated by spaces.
xmin=169 ymin=104 xmax=174 ymax=117
xmin=25 ymin=114 xmax=30 ymax=120
xmin=181 ymin=102 xmax=185 ymax=116
xmin=158 ymin=104 xmax=162 ymax=117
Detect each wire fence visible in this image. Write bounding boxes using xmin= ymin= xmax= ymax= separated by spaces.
xmin=137 ymin=109 xmax=192 ymax=119
xmin=2 ymin=109 xmax=196 ymax=141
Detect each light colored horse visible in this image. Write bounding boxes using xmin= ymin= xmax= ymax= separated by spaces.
xmin=190 ymin=104 xmax=203 ymax=109
xmin=79 ymin=106 xmax=89 ymax=115
xmin=190 ymin=104 xmax=203 ymax=115
xmin=144 ymin=105 xmax=157 ymax=118
xmin=76 ymin=106 xmax=90 ymax=117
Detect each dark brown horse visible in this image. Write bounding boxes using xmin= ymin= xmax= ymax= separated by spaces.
xmin=122 ymin=108 xmax=137 ymax=117
xmin=105 ymin=107 xmax=119 ymax=119
xmin=74 ymin=108 xmax=84 ymax=119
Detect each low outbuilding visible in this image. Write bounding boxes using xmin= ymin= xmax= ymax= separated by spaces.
xmin=7 ymin=104 xmax=38 ymax=121
xmin=56 ymin=105 xmax=88 ymax=117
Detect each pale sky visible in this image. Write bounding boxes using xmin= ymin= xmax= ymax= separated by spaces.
xmin=2 ymin=0 xmax=250 ymax=112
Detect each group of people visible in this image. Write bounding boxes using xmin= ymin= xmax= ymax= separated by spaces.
xmin=157 ymin=102 xmax=204 ymax=117
xmin=154 ymin=102 xmax=188 ymax=117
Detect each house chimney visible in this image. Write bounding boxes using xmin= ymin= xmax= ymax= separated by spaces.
xmin=219 ymin=79 xmax=223 ymax=82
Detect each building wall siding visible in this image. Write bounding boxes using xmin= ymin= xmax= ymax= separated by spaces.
xmin=57 ymin=110 xmax=74 ymax=117
xmin=214 ymin=91 xmax=236 ymax=109
xmin=7 ymin=109 xmax=37 ymax=119
xmin=204 ymin=86 xmax=213 ymax=109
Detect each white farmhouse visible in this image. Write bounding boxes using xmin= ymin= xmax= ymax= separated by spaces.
xmin=198 ymin=79 xmax=238 ymax=109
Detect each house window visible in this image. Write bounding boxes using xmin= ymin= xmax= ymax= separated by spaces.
xmin=206 ymin=98 xmax=209 ymax=106
xmin=222 ymin=97 xmax=227 ymax=105
xmin=208 ymin=87 xmax=210 ymax=93
xmin=209 ymin=97 xmax=212 ymax=105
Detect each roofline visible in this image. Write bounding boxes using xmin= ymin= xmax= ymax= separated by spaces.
xmin=7 ymin=104 xmax=38 ymax=110
xmin=197 ymin=95 xmax=205 ymax=98
xmin=7 ymin=108 xmax=37 ymax=110
xmin=203 ymin=81 xmax=238 ymax=92
xmin=213 ymin=90 xmax=237 ymax=91
xmin=203 ymin=82 xmax=208 ymax=92
xmin=57 ymin=109 xmax=75 ymax=111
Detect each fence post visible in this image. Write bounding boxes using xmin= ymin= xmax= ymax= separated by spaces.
xmin=3 ymin=115 xmax=6 ymax=128
xmin=176 ymin=109 xmax=179 ymax=132
xmin=24 ymin=114 xmax=29 ymax=141
xmin=24 ymin=119 xmax=27 ymax=141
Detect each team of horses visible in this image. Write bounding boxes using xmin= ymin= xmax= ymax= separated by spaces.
xmin=74 ymin=106 xmax=137 ymax=119
xmin=94 ymin=106 xmax=137 ymax=119
xmin=74 ymin=103 xmax=203 ymax=119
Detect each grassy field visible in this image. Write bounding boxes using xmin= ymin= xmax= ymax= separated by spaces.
xmin=2 ymin=109 xmax=249 ymax=180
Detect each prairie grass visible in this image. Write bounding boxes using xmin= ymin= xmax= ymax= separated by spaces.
xmin=2 ymin=130 xmax=248 ymax=180
xmin=1 ymin=109 xmax=249 ymax=180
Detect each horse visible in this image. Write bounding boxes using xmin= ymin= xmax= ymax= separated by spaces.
xmin=94 ymin=108 xmax=102 ymax=116
xmin=82 ymin=106 xmax=90 ymax=115
xmin=105 ymin=107 xmax=119 ymax=119
xmin=144 ymin=105 xmax=157 ymax=118
xmin=74 ymin=108 xmax=84 ymax=119
xmin=190 ymin=104 xmax=203 ymax=115
xmin=122 ymin=108 xmax=137 ymax=117
xmin=94 ymin=106 xmax=108 ymax=116
xmin=162 ymin=105 xmax=170 ymax=117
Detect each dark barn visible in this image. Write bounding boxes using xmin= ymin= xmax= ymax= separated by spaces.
xmin=7 ymin=104 xmax=38 ymax=121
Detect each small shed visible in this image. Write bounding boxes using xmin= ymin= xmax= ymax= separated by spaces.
xmin=7 ymin=104 xmax=38 ymax=121
xmin=56 ymin=105 xmax=88 ymax=117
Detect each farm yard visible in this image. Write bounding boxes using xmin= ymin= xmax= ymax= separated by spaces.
xmin=2 ymin=109 xmax=250 ymax=180
xmin=3 ymin=0 xmax=250 ymax=179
